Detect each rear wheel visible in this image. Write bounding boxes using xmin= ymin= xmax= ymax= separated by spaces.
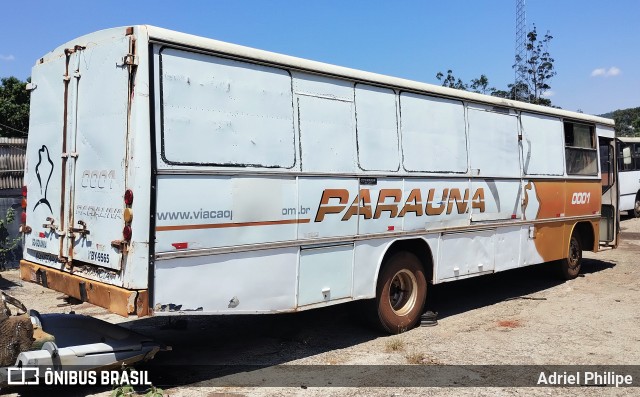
xmin=558 ymin=234 xmax=582 ymax=280
xmin=372 ymin=252 xmax=427 ymax=334
xmin=633 ymin=194 xmax=640 ymax=218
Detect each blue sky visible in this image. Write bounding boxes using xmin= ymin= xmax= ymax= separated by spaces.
xmin=0 ymin=0 xmax=637 ymax=115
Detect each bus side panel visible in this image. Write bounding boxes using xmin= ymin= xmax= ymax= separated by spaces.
xmin=352 ymin=235 xmax=439 ymax=299
xmin=530 ymin=222 xmax=566 ymax=262
xmin=153 ymin=247 xmax=298 ymax=314
xmin=619 ymin=171 xmax=639 ymax=213
xmin=297 ymin=177 xmax=359 ymax=239
xmin=155 ymin=176 xmax=299 ymax=251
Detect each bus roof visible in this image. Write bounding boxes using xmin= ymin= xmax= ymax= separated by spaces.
xmin=37 ymin=25 xmax=615 ymax=128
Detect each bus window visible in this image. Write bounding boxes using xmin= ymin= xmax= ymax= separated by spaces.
xmin=619 ymin=143 xmax=634 ymax=171
xmin=355 ymin=84 xmax=399 ymax=172
xmin=564 ymin=122 xmax=597 ymax=175
xmin=400 ymin=93 xmax=467 ymax=173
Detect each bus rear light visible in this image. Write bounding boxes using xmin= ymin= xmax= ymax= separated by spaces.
xmin=123 ymin=225 xmax=132 ymax=241
xmin=39 ymin=232 xmax=45 ymax=238
xmin=171 ymin=242 xmax=188 ymax=250
xmin=21 ymin=185 xmax=27 ymax=224
xmin=124 ymin=189 xmax=134 ymax=205
xmin=124 ymin=208 xmax=133 ymax=222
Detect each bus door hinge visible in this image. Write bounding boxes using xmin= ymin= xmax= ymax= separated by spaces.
xmin=69 ymin=220 xmax=90 ymax=237
xmin=122 ymin=54 xmax=138 ymax=67
xmin=43 ymin=217 xmax=57 ymax=231
xmin=111 ymin=239 xmax=129 ymax=253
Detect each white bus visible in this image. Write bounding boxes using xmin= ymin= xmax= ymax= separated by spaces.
xmin=20 ymin=26 xmax=618 ymax=334
xmin=617 ymin=137 xmax=640 ymax=217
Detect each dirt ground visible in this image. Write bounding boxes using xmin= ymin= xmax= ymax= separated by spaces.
xmin=1 ymin=216 xmax=639 ymax=397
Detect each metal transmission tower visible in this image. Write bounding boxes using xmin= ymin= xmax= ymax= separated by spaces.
xmin=515 ymin=0 xmax=528 ymax=101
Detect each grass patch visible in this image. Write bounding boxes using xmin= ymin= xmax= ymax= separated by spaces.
xmin=384 ymin=338 xmax=405 ymax=352
xmin=405 ymin=352 xmax=442 ymax=365
xmin=405 ymin=352 xmax=426 ymax=364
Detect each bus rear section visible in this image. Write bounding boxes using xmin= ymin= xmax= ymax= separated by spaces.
xmin=20 ymin=27 xmax=150 ymax=317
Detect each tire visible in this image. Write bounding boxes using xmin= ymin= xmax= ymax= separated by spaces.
xmin=558 ymin=234 xmax=582 ymax=280
xmin=633 ymin=194 xmax=640 ymax=218
xmin=372 ymin=251 xmax=427 ymax=334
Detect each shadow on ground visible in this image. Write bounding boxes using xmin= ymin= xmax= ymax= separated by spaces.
xmin=428 ymin=257 xmax=614 ymax=319
xmin=128 ymin=258 xmax=614 ymax=388
xmin=0 ymin=272 xmax=20 ymax=290
xmin=1 ymin=257 xmax=615 ymax=395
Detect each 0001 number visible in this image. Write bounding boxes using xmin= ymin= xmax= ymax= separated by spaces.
xmin=88 ymin=251 xmax=110 ymax=263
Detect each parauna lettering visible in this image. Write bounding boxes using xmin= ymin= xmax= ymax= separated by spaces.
xmin=315 ymin=188 xmax=485 ymax=222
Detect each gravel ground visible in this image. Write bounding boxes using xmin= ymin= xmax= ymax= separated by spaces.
xmin=1 ymin=217 xmax=639 ymax=396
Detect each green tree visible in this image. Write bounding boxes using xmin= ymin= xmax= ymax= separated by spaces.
xmin=601 ymin=107 xmax=640 ymax=137
xmin=435 ymin=70 xmax=468 ymax=90
xmin=491 ymin=81 xmax=553 ymax=107
xmin=0 ymin=76 xmax=30 ymax=137
xmin=513 ymin=24 xmax=556 ymax=105
xmin=435 ymin=70 xmax=497 ymax=95
xmin=435 ymin=25 xmax=556 ymax=107
xmin=469 ymin=75 xmax=495 ymax=95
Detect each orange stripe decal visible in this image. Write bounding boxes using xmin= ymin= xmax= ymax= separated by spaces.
xmin=156 ymin=218 xmax=311 ymax=232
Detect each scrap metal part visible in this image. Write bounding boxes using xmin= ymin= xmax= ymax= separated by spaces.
xmin=0 ymin=292 xmax=33 ymax=367
xmin=0 ymin=292 xmax=165 ymax=386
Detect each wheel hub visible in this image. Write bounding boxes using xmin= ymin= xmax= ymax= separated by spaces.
xmin=389 ymin=269 xmax=418 ymax=316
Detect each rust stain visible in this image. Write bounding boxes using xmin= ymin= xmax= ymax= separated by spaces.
xmin=136 ymin=289 xmax=149 ymax=317
xmin=497 ymin=320 xmax=522 ymax=328
xmin=156 ymin=218 xmax=311 ymax=232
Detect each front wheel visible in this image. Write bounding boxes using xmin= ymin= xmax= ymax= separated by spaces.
xmin=633 ymin=194 xmax=640 ymax=218
xmin=372 ymin=252 xmax=427 ymax=334
xmin=558 ymin=234 xmax=582 ymax=280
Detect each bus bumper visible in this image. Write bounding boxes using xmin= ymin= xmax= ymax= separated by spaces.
xmin=19 ymin=260 xmax=149 ymax=317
